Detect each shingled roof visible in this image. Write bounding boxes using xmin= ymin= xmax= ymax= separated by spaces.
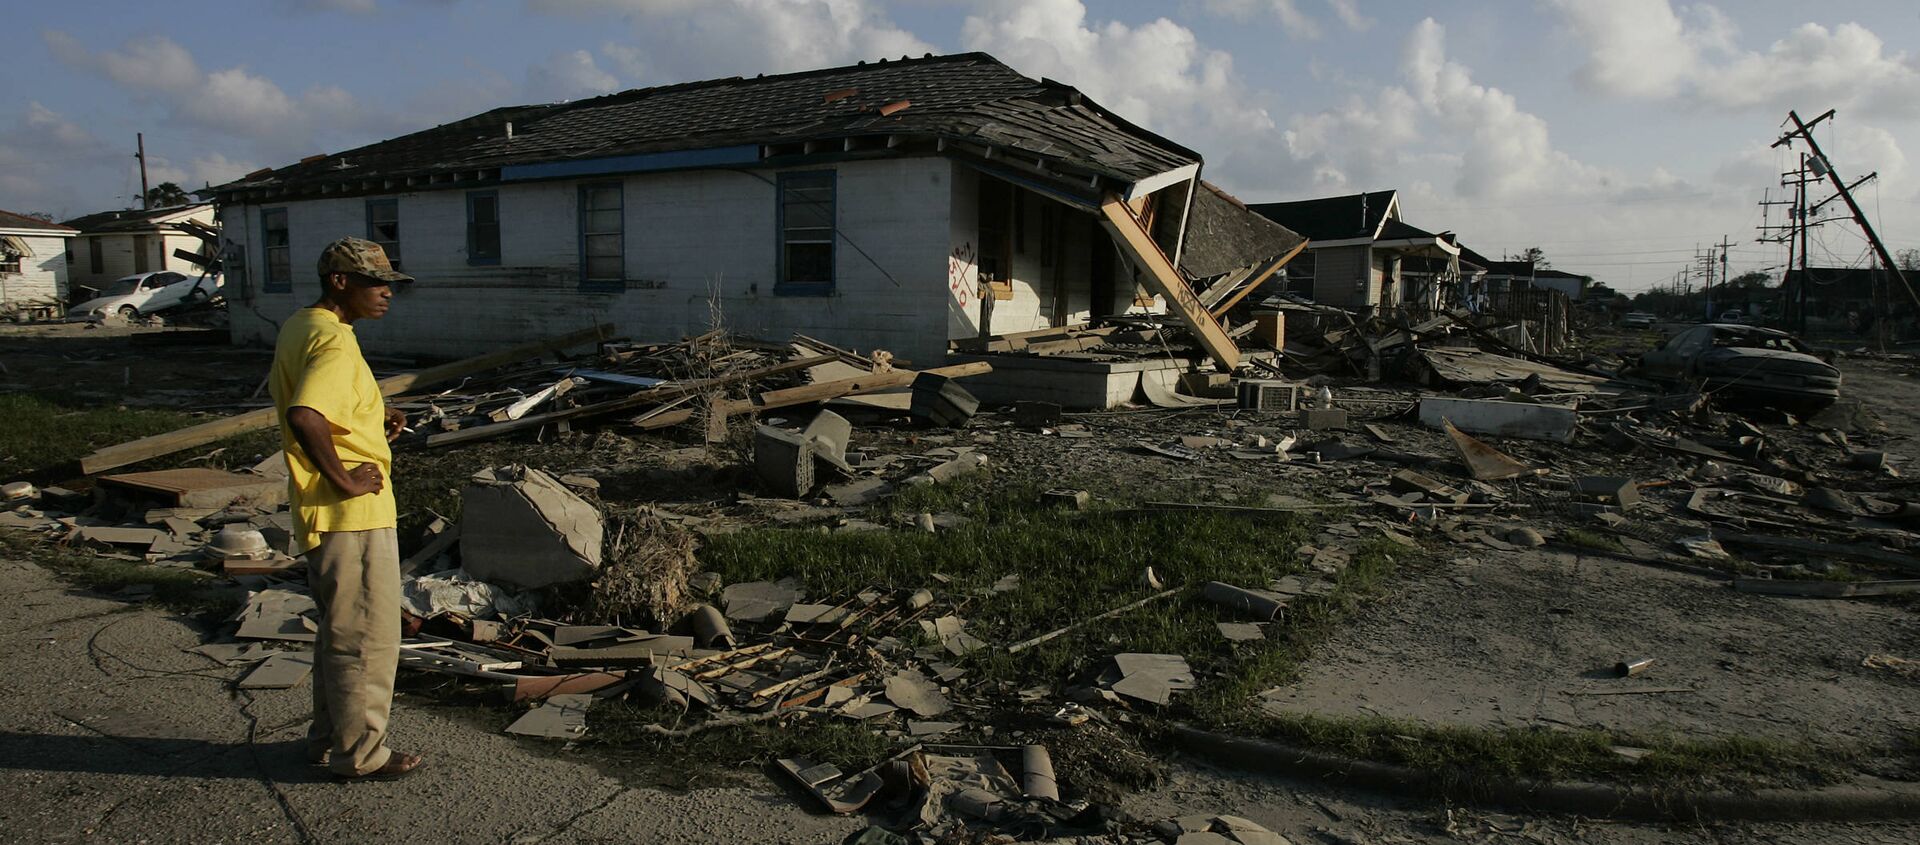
xmin=0 ymin=209 xmax=77 ymax=234
xmin=1178 ymin=182 xmax=1306 ymax=281
xmin=61 ymin=203 xmax=211 ymax=234
xmin=1248 ymin=190 xmax=1398 ymax=242
xmin=215 ymin=52 xmax=1199 ymax=205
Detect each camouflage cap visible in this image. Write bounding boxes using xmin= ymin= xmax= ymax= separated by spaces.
xmin=317 ymin=236 xmax=414 ymax=284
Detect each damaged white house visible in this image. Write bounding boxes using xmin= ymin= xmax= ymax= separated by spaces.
xmin=210 ymin=52 xmax=1301 ymax=371
xmin=0 ymin=209 xmax=77 ymax=314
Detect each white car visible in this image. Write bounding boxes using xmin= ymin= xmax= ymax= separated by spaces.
xmin=72 ymin=271 xmax=222 ymax=320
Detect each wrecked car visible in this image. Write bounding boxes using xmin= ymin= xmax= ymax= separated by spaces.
xmin=71 ymin=271 xmax=221 ymax=321
xmin=1634 ymin=323 xmax=1840 ymax=410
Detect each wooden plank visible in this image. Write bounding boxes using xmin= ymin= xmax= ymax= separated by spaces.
xmin=425 ymin=354 xmax=833 ymax=447
xmin=703 ymin=362 xmax=992 ymax=442
xmin=1209 ymin=239 xmax=1308 ymax=319
xmin=1097 ymin=196 xmax=1240 ymax=370
xmin=81 ymin=323 xmax=615 ymax=474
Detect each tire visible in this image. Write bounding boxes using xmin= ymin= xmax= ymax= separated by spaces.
xmin=118 ymin=305 xmax=138 ymax=320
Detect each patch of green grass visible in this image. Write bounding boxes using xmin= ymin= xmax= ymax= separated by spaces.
xmin=0 ymin=393 xmax=202 ymax=479
xmin=1561 ymin=527 xmax=1627 ymax=554
xmin=1247 ymin=712 xmax=1850 ymax=792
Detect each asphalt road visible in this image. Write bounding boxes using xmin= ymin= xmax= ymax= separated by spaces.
xmin=0 ymin=557 xmax=862 ymax=844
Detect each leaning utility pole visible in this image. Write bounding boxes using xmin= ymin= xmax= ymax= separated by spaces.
xmin=135 ymin=132 xmax=150 ymax=210
xmin=1772 ymin=109 xmax=1916 ymax=313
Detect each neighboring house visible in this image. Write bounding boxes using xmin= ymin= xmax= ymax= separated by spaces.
xmin=0 ymin=209 xmax=78 ymax=312
xmin=1478 ymin=258 xmax=1593 ymax=300
xmin=60 ymin=203 xmax=217 ymax=296
xmin=1781 ymin=266 xmax=1913 ymax=323
xmin=209 ymin=53 xmax=1295 ymax=363
xmin=1247 ymin=190 xmax=1461 ymax=311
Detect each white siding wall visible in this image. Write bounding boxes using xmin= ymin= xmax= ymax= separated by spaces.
xmin=1 ymin=234 xmax=72 ymax=305
xmin=224 ymin=157 xmax=956 ymax=363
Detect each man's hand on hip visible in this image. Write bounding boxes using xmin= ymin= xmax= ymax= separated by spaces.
xmin=336 ymin=463 xmax=384 ymax=498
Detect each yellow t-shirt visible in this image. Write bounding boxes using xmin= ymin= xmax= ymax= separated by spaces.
xmin=269 ymin=307 xmax=397 ymax=555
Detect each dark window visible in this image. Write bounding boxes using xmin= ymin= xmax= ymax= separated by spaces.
xmin=262 ymin=208 xmax=290 ymax=292
xmin=0 ymin=245 xmax=19 ymax=275
xmin=365 ymin=199 xmax=400 ymax=270
xmin=578 ymin=183 xmax=623 ymax=290
xmin=466 ymin=190 xmax=500 ymax=265
xmin=88 ymin=238 xmax=103 ymax=275
xmin=777 ymin=170 xmax=834 ymax=293
xmin=133 ymin=234 xmax=152 ymax=273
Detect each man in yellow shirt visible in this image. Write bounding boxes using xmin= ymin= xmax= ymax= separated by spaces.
xmin=270 ymin=236 xmax=424 ymax=781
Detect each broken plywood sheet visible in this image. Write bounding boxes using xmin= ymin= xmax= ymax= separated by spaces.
xmin=808 ymin=357 xmax=913 ymax=412
xmin=97 ymin=468 xmax=286 ymax=509
xmin=236 ymin=651 xmax=314 ymax=690
xmin=1416 ymin=347 xmax=1610 ymax=394
xmin=1107 ymin=653 xmax=1195 ymax=706
xmin=234 ymin=588 xmax=318 ymax=643
xmin=722 ymin=577 xmax=803 ymax=622
xmin=1443 ymin=419 xmax=1532 ymax=481
xmin=884 ymin=669 xmax=951 ymax=717
xmin=505 ymin=693 xmax=593 ymax=739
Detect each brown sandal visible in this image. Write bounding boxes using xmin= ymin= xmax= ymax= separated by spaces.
xmin=335 ymin=752 xmax=425 ymax=782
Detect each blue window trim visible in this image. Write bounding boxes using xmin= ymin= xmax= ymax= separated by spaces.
xmin=261 ymin=206 xmax=290 ymax=293
xmin=577 ymin=182 xmax=625 ymax=292
xmin=466 ymin=190 xmax=501 ymax=266
xmin=774 ymin=169 xmax=836 ymax=297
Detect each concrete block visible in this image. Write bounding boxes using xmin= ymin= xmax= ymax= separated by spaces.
xmin=754 ymin=425 xmax=816 ymax=498
xmin=801 ymin=410 xmax=853 ymax=473
xmin=1303 ymin=408 xmax=1348 ymax=430
xmin=1044 ymin=489 xmax=1091 ymax=509
xmin=1011 ymin=400 xmax=1063 ymax=428
xmin=910 ymin=373 xmax=980 ymax=427
xmin=1418 ymin=397 xmax=1576 ymax=443
xmin=1179 ymin=372 xmax=1235 ymax=399
xmin=1573 ymin=476 xmax=1640 ymax=510
xmin=460 ymin=465 xmax=603 ymax=590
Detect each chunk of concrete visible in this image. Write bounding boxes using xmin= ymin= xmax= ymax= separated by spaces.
xmin=910 ymin=373 xmax=980 ymax=427
xmin=1302 ymin=408 xmax=1348 ymax=430
xmin=754 ymin=425 xmax=817 ymax=498
xmin=459 ymin=465 xmax=603 ymax=590
xmin=1419 ymin=397 xmax=1576 ymax=443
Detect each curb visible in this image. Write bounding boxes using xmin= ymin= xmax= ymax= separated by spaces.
xmin=1171 ymin=725 xmax=1920 ymax=822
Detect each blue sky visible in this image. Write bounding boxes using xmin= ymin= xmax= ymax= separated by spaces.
xmin=5 ymin=0 xmax=1917 ymax=292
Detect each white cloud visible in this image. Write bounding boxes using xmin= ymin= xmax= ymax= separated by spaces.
xmin=0 ymin=103 xmax=115 ymax=217
xmin=526 ymin=49 xmax=622 ymax=101
xmin=147 ymin=151 xmax=260 ymax=193
xmin=43 ymin=31 xmax=202 ymax=95
xmin=1327 ymin=0 xmax=1372 ymax=32
xmin=1551 ymin=2 xmax=1918 ymax=117
xmin=538 ymin=0 xmax=934 ymax=83
xmin=1204 ymin=0 xmax=1321 ymax=39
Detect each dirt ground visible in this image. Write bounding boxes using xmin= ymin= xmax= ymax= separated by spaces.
xmin=1263 ymin=546 xmax=1920 ymax=752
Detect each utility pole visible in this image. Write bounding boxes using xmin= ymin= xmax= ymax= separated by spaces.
xmin=1772 ymin=109 xmax=1916 ymax=312
xmin=135 ymin=132 xmax=150 ymax=210
xmin=1716 ymin=234 xmax=1733 ymax=318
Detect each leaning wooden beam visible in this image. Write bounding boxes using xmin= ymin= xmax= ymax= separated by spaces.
xmin=1005 ymin=588 xmax=1179 ymax=654
xmin=1097 ymin=195 xmax=1241 ymax=370
xmin=80 ymin=323 xmax=615 ymax=474
xmin=704 ymin=361 xmax=993 ymax=442
xmin=1209 ymin=239 xmax=1308 ymax=319
xmin=425 ymin=353 xmax=834 ymax=448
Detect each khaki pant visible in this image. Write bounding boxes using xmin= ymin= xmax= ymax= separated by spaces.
xmin=304 ymin=527 xmax=400 ymax=776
